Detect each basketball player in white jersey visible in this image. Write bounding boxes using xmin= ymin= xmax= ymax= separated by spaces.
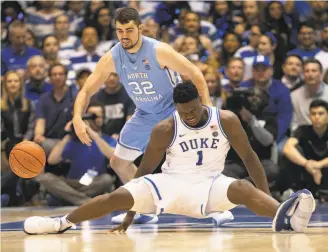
xmin=24 ymin=82 xmax=315 ymax=234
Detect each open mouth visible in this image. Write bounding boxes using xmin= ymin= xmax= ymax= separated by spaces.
xmin=186 ymin=117 xmax=197 ymax=125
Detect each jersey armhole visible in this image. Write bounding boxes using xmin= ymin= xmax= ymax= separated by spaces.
xmin=168 ymin=114 xmax=178 ymax=147
xmin=216 ymin=109 xmax=228 ymax=139
xmin=153 ymin=41 xmax=164 ymax=69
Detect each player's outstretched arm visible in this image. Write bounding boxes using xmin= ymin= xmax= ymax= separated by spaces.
xmin=73 ymin=52 xmax=116 ymax=146
xmin=220 ymin=110 xmax=271 ymax=195
xmin=156 ymin=43 xmax=212 ymax=106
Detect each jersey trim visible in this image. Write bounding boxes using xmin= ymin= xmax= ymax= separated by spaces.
xmin=168 ymin=114 xmax=178 ymax=147
xmin=180 ymin=106 xmax=212 ymax=130
xmin=144 ymin=177 xmax=162 ymax=200
xmin=216 ymin=108 xmax=227 ymax=139
xmin=117 ymin=137 xmax=142 ymax=152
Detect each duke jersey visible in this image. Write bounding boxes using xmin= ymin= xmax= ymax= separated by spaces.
xmin=162 ymin=106 xmax=231 ymax=176
xmin=110 ymin=36 xmax=182 ymax=114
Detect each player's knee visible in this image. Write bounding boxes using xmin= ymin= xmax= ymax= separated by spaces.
xmin=227 ymin=179 xmax=254 ymax=204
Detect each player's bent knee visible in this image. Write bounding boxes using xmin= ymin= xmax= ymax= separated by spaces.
xmin=227 ymin=179 xmax=254 ymax=205
xmin=106 ymin=187 xmax=135 ymax=211
xmin=110 ymin=155 xmax=130 ymax=170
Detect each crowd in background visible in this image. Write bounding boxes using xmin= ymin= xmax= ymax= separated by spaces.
xmin=1 ymin=0 xmax=328 ymax=207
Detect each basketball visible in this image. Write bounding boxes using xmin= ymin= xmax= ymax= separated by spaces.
xmin=9 ymin=141 xmax=46 ymax=178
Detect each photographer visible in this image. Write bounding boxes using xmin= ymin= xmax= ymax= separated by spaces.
xmin=36 ymin=101 xmax=117 ymax=206
xmin=222 ymin=86 xmax=280 ymax=187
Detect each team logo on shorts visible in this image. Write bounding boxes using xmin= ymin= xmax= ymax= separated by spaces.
xmin=143 ymin=58 xmax=150 ymax=70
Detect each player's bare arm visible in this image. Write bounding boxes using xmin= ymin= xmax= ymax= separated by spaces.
xmin=220 ymin=110 xmax=271 ymax=195
xmin=73 ymin=52 xmax=116 ymax=146
xmin=155 ymin=43 xmax=212 ymax=106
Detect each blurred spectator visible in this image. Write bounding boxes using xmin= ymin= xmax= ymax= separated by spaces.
xmin=287 ymin=22 xmax=321 ymax=60
xmin=258 ymin=32 xmax=283 ymax=80
xmin=315 ymin=25 xmax=328 ymax=75
xmin=1 ymin=21 xmax=40 ymax=76
xmin=221 ymin=57 xmax=245 ymax=93
xmin=26 ymin=29 xmax=38 ymax=49
xmin=81 ymin=0 xmax=106 ymax=30
xmin=170 ymin=11 xmax=221 ymax=51
xmin=234 ymin=24 xmax=261 ymax=81
xmin=1 ymin=1 xmax=25 ymax=24
xmin=71 ymin=26 xmax=101 ymax=72
xmin=291 ymin=59 xmax=328 ymax=131
xmin=142 ymin=17 xmax=161 ymax=40
xmin=307 ymin=1 xmax=328 ymax=40
xmin=26 ymin=1 xmax=63 ymax=41
xmin=41 ymin=35 xmax=75 ymax=86
xmin=220 ymin=32 xmax=241 ymax=67
xmin=54 ymin=14 xmax=81 ymax=59
xmin=281 ymin=55 xmax=304 ymax=92
xmin=39 ymin=101 xmax=116 ymax=206
xmin=242 ymin=1 xmax=264 ymax=27
xmin=127 ymin=0 xmax=157 ymax=21
xmin=240 ymin=55 xmax=293 ymax=143
xmin=204 ymin=67 xmax=222 ymax=108
xmin=223 ymin=86 xmax=279 ymax=187
xmin=92 ymin=73 xmax=135 ymax=138
xmin=66 ymin=1 xmax=85 ymax=33
xmin=34 ymin=63 xmax=76 ymax=156
xmin=209 ymin=1 xmax=231 ymax=38
xmin=76 ymin=69 xmax=92 ymax=90
xmin=25 ymin=56 xmax=53 ymax=102
xmin=282 ymin=99 xmax=328 ymax=200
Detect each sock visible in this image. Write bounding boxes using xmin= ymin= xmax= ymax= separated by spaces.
xmin=60 ymin=215 xmax=76 ymax=231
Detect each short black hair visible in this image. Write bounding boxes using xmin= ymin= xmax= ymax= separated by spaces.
xmin=48 ymin=63 xmax=68 ymax=76
xmin=303 ymin=58 xmax=323 ymax=73
xmin=87 ymin=100 xmax=105 ymax=119
xmin=297 ymin=21 xmax=315 ymax=34
xmin=76 ymin=69 xmax=92 ymax=80
xmin=173 ymin=82 xmax=199 ymax=104
xmin=41 ymin=35 xmax=58 ymax=49
xmin=310 ymin=99 xmax=328 ymax=112
xmin=115 ymin=7 xmax=141 ymax=26
xmin=284 ymin=54 xmax=303 ymax=65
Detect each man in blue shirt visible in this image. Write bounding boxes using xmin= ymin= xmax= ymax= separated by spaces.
xmin=1 ymin=21 xmax=40 ymax=76
xmin=287 ymin=22 xmax=321 ymax=60
xmin=240 ymin=55 xmax=293 ymax=144
xmin=37 ymin=101 xmax=117 ymax=206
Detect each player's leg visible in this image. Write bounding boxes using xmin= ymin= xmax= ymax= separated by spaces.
xmin=24 ymin=177 xmax=157 ymax=235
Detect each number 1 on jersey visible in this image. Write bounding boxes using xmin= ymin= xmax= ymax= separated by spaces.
xmin=196 ymin=150 xmax=203 ymax=166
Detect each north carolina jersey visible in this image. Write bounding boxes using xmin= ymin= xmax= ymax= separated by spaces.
xmin=162 ymin=106 xmax=230 ymax=176
xmin=111 ymin=36 xmax=182 ymax=114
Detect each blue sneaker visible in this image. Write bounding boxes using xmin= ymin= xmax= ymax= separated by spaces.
xmin=111 ymin=213 xmax=158 ymax=224
xmin=272 ymin=189 xmax=315 ymax=232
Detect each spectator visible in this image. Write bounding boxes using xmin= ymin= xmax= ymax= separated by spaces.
xmin=219 ymin=32 xmax=241 ymax=67
xmin=257 ymin=32 xmax=284 ymax=80
xmin=25 ymin=56 xmax=53 ymax=102
xmin=242 ymin=1 xmax=264 ymax=27
xmin=282 ymin=99 xmax=328 ymax=200
xmin=127 ymin=0 xmax=157 ymax=21
xmin=1 ymin=21 xmax=40 ymax=76
xmin=221 ymin=57 xmax=245 ymax=93
xmin=209 ymin=1 xmax=231 ymax=38
xmin=307 ymin=1 xmax=328 ymax=40
xmin=287 ymin=22 xmax=321 ymax=60
xmin=26 ymin=29 xmax=38 ymax=49
xmin=315 ymin=25 xmax=328 ymax=74
xmin=204 ymin=67 xmax=222 ymax=108
xmin=223 ymin=86 xmax=279 ymax=187
xmin=234 ymin=24 xmax=261 ymax=81
xmin=240 ymin=55 xmax=293 ymax=143
xmin=41 ymin=35 xmax=75 ymax=86
xmin=54 ymin=14 xmax=80 ymax=60
xmin=92 ymin=73 xmax=135 ymax=138
xmin=291 ymin=59 xmax=328 ymax=131
xmin=1 ymin=71 xmax=36 ymax=206
xmin=83 ymin=0 xmax=106 ymax=28
xmin=281 ymin=54 xmax=304 ymax=92
xmin=34 ymin=63 xmax=76 ymax=156
xmin=38 ymin=101 xmax=117 ymax=206
xmin=70 ymin=26 xmax=101 ymax=72
xmin=26 ymin=1 xmax=63 ymax=41
xmin=142 ymin=17 xmax=161 ymax=40
xmin=66 ymin=1 xmax=85 ymax=33
xmin=76 ymin=69 xmax=92 ymax=90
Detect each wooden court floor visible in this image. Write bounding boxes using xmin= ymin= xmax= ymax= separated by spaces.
xmin=1 ymin=205 xmax=328 ymax=252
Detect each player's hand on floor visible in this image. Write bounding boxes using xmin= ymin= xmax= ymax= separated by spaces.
xmin=109 ymin=211 xmax=136 ymax=234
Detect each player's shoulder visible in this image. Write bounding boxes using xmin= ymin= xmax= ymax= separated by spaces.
xmin=153 ymin=116 xmax=175 ymax=135
xmin=219 ymin=109 xmax=239 ymax=124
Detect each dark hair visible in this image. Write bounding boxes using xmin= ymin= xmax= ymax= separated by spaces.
xmin=87 ymin=100 xmax=105 ymax=119
xmin=41 ymin=35 xmax=59 ymax=49
xmin=227 ymin=57 xmax=244 ymax=68
xmin=80 ymin=26 xmax=99 ymax=39
xmin=26 ymin=29 xmax=38 ymax=48
xmin=284 ymin=54 xmax=303 ymax=65
xmin=303 ymin=58 xmax=323 ymax=73
xmin=173 ymin=82 xmax=199 ymax=104
xmin=76 ymin=69 xmax=92 ymax=80
xmin=297 ymin=21 xmax=315 ymax=34
xmin=48 ymin=63 xmax=68 ymax=76
xmin=310 ymin=99 xmax=328 ymax=112
xmin=115 ymin=7 xmax=141 ymax=26
xmin=54 ymin=14 xmax=69 ymax=25
xmin=93 ymin=7 xmax=114 ymax=41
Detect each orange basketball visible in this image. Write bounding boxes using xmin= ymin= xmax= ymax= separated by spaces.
xmin=9 ymin=141 xmax=46 ymax=178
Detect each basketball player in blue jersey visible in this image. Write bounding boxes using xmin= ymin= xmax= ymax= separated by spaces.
xmin=71 ymin=7 xmax=233 ymax=225
xmin=24 ymin=82 xmax=315 ymax=234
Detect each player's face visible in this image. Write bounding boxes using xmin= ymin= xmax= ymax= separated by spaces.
xmin=310 ymin=107 xmax=328 ymax=129
xmin=116 ymin=21 xmax=141 ymax=50
xmin=176 ymin=98 xmax=203 ymax=127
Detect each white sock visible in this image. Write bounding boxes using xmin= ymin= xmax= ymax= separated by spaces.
xmin=60 ymin=215 xmax=76 ymax=231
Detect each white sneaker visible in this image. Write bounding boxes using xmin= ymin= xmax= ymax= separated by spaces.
xmin=209 ymin=211 xmax=234 ymax=226
xmin=111 ymin=213 xmax=158 ymax=224
xmin=23 ymin=216 xmax=73 ymax=235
